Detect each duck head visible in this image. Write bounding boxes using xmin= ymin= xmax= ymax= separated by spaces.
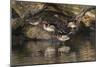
xmin=42 ymin=21 xmax=48 ymax=26
xmin=67 ymin=22 xmax=78 ymax=34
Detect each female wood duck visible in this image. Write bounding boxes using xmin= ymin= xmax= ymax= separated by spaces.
xmin=57 ymin=35 xmax=70 ymax=41
xmin=42 ymin=21 xmax=55 ymax=32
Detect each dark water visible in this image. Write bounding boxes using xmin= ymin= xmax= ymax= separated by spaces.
xmin=11 ymin=31 xmax=96 ymax=66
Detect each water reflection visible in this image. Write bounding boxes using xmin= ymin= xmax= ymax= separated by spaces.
xmin=11 ymin=32 xmax=96 ymax=66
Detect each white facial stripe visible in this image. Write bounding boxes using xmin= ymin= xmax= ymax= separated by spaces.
xmin=68 ymin=22 xmax=77 ymax=29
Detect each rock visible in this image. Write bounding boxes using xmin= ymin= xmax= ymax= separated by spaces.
xmin=82 ymin=11 xmax=96 ymax=27
xmin=11 ymin=18 xmax=23 ymax=30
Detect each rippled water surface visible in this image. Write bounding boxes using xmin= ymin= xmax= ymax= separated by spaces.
xmin=11 ymin=31 xmax=96 ymax=66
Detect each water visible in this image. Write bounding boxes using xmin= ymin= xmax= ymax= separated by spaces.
xmin=11 ymin=32 xmax=96 ymax=66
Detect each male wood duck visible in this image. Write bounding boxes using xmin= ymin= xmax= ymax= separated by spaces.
xmin=42 ymin=21 xmax=55 ymax=32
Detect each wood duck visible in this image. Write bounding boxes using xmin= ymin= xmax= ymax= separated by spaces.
xmin=57 ymin=35 xmax=70 ymax=41
xmin=42 ymin=21 xmax=55 ymax=32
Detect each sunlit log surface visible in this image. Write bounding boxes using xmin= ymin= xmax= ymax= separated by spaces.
xmin=11 ymin=1 xmax=96 ymax=66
